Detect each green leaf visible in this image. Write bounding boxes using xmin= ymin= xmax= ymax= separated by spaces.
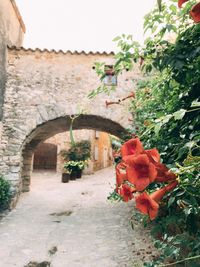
xmin=154 ymin=123 xmax=162 ymax=136
xmin=112 ymin=36 xmax=121 ymax=42
xmin=173 ymin=109 xmax=186 ymax=120
xmin=191 ymin=100 xmax=200 ymax=107
xmin=168 ymin=196 xmax=175 ymax=207
xmin=184 ymin=141 xmax=196 ymax=149
xmin=169 ymin=4 xmax=177 ymax=13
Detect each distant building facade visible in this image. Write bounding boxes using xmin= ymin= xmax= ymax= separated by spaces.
xmin=33 ymin=129 xmax=113 ymax=174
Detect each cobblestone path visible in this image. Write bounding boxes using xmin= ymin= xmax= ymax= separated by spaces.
xmin=0 ymin=167 xmax=157 ymax=267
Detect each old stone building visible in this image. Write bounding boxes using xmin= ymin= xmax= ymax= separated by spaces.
xmin=33 ymin=129 xmax=113 ymax=174
xmin=0 ymin=0 xmax=142 ymax=208
xmin=0 ymin=0 xmax=25 ymax=120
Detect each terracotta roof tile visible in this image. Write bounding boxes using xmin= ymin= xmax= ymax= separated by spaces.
xmin=8 ymin=46 xmax=115 ymax=56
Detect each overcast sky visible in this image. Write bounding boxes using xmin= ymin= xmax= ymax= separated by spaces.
xmin=16 ymin=0 xmax=156 ymax=52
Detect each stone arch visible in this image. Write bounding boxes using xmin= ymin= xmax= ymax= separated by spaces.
xmin=21 ymin=114 xmax=127 ymax=192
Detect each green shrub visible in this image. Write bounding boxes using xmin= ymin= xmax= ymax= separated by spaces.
xmin=0 ymin=175 xmax=11 ymax=210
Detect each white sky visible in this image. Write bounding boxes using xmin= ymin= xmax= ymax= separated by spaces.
xmin=16 ymin=0 xmax=156 ymax=52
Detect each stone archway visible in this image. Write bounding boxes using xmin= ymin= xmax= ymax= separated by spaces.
xmin=21 ymin=114 xmax=127 ymax=193
xmin=0 ymin=47 xmax=140 ymax=208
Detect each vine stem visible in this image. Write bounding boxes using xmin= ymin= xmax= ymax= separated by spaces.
xmin=186 ymin=107 xmax=200 ymax=113
xmin=158 ymin=255 xmax=200 ymax=267
xmin=69 ymin=114 xmax=80 ymax=146
xmin=139 ymin=124 xmax=154 ymax=138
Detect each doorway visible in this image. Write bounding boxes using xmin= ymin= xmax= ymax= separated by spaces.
xmin=33 ymin=142 xmax=57 ymax=170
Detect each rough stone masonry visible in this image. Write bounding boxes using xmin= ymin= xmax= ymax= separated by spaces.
xmin=0 ymin=46 xmax=142 ymax=208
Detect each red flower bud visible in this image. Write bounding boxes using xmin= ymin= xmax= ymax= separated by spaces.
xmin=178 ymin=0 xmax=189 ymax=8
xmin=116 ymin=162 xmax=127 ymax=188
xmin=190 ymin=2 xmax=200 ymax=23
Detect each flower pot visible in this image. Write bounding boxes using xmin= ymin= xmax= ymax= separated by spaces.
xmin=76 ymin=169 xmax=82 ymax=179
xmin=62 ymin=173 xmax=70 ymax=183
xmin=69 ymin=171 xmax=77 ymax=180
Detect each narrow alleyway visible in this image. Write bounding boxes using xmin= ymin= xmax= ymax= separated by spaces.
xmin=0 ymin=167 xmax=157 ymax=267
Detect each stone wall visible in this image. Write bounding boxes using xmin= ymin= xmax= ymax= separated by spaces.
xmin=1 ymin=47 xmax=142 ymax=206
xmin=0 ymin=0 xmax=25 ymax=120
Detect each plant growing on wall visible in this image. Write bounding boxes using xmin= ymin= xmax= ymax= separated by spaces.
xmin=0 ymin=175 xmax=11 ymax=211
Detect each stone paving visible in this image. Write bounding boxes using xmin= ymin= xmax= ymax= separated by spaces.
xmin=0 ymin=167 xmax=157 ymax=267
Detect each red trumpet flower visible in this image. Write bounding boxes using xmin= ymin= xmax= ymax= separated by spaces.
xmin=135 ymin=181 xmax=178 ymax=220
xmin=125 ymin=154 xmax=157 ymax=191
xmin=116 ymin=162 xmax=127 ymax=188
xmin=144 ymin=148 xmax=160 ymax=163
xmin=150 ymin=181 xmax=178 ymax=202
xmin=121 ymin=138 xmax=144 ymax=158
xmin=178 ymin=0 xmax=189 ymax=8
xmin=190 ymin=2 xmax=200 ymax=23
xmin=119 ymin=184 xmax=135 ymax=202
xmin=135 ymin=192 xmax=159 ymax=220
xmin=154 ymin=163 xmax=177 ymax=183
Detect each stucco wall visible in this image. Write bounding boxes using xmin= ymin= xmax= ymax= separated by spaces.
xmin=0 ymin=0 xmax=24 ymax=120
xmin=92 ymin=131 xmax=113 ymax=171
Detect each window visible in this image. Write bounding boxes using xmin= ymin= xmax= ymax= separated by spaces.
xmin=103 ymin=65 xmax=117 ymax=86
xmin=94 ymin=146 xmax=99 ymax=161
xmin=95 ymin=130 xmax=99 ymax=139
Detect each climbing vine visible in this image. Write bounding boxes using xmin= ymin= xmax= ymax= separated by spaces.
xmin=90 ymin=0 xmax=200 ymax=265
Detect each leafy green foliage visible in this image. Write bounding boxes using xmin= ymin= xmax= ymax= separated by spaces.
xmin=90 ymin=0 xmax=200 ymax=265
xmin=107 ymin=190 xmax=122 ymax=202
xmin=0 ymin=175 xmax=11 ymax=210
xmin=145 ymin=155 xmax=200 ymax=265
xmin=128 ymin=1 xmax=200 ymax=265
xmin=64 ymin=160 xmax=86 ymax=172
xmin=61 ymin=140 xmax=91 ymax=161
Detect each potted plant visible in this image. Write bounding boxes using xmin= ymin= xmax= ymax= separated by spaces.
xmin=64 ymin=140 xmax=91 ymax=161
xmin=64 ymin=160 xmax=86 ymax=179
xmin=62 ymin=140 xmax=91 ymax=179
xmin=61 ymin=169 xmax=70 ymax=183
